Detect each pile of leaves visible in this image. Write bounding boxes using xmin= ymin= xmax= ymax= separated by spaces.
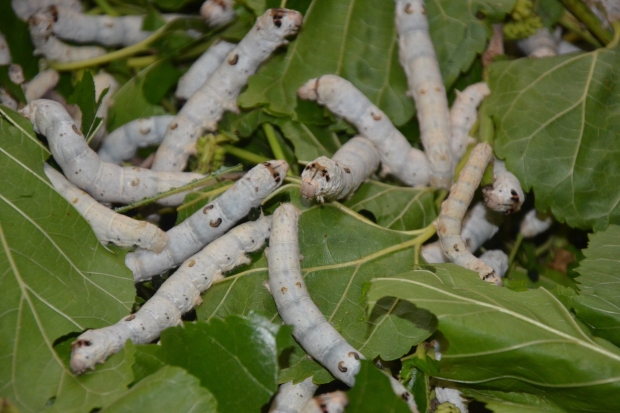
xmin=1 ymin=0 xmax=620 ymax=412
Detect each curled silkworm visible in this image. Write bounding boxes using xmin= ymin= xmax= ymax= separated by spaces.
xmin=23 ymin=69 xmax=59 ymax=102
xmin=437 ymin=143 xmax=502 ymax=285
xmin=301 ymin=136 xmax=380 ymax=202
xmin=520 ymin=209 xmax=552 ymax=238
xmin=152 ymin=8 xmax=302 ymax=172
xmin=12 ymin=0 xmax=82 ymax=21
xmin=435 ymin=387 xmax=469 ymax=413
xmin=300 ymin=391 xmax=348 ymax=413
xmin=200 ymin=0 xmax=236 ymax=27
xmin=517 ymin=28 xmax=559 ymax=58
xmin=449 ymin=83 xmax=490 ymax=162
xmin=70 ymin=215 xmax=272 ymax=374
xmin=266 ymin=204 xmax=363 ymax=386
xmin=98 ymin=115 xmax=175 ymax=164
xmin=126 ymin=161 xmax=288 ymax=282
xmin=422 ymin=202 xmax=503 ymax=264
xmin=479 ymin=250 xmax=509 ymax=278
xmin=482 ymin=159 xmax=525 ymax=215
xmin=29 ymin=11 xmax=106 ymax=62
xmin=395 ymin=0 xmax=453 ymax=189
xmin=269 ymin=377 xmax=318 ymax=413
xmin=175 ymin=41 xmax=236 ymax=101
xmin=44 ymin=164 xmax=168 ymax=252
xmin=19 ymin=100 xmax=204 ymax=206
xmin=298 ymin=75 xmax=430 ymax=187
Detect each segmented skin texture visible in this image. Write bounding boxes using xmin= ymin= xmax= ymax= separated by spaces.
xmin=44 ymin=164 xmax=168 ymax=252
xmin=479 ymin=249 xmax=509 ymax=278
xmin=175 ymin=41 xmax=236 ymax=101
xmin=266 ymin=204 xmax=363 ymax=386
xmin=298 ymin=75 xmax=430 ymax=187
xmin=421 ymin=202 xmax=503 ymax=264
xmin=482 ymin=160 xmax=525 ymax=215
xmin=98 ymin=115 xmax=175 ymax=164
xmin=20 ymin=100 xmax=204 ymax=206
xmin=300 ymin=391 xmax=348 ymax=413
xmin=301 ymin=136 xmax=380 ymax=202
xmin=29 ymin=11 xmax=106 ymax=62
xmin=520 ymin=209 xmax=552 ymax=238
xmin=200 ymin=0 xmax=236 ymax=27
xmin=127 ymin=161 xmax=288 ymax=282
xmin=269 ymin=377 xmax=318 ymax=413
xmin=12 ymin=0 xmax=82 ymax=21
xmin=152 ymin=8 xmax=303 ymax=172
xmin=70 ymin=215 xmax=272 ymax=374
xmin=449 ymin=82 xmax=490 ymax=162
xmin=395 ymin=0 xmax=453 ymax=189
xmin=23 ymin=69 xmax=59 ymax=102
xmin=437 ymin=143 xmax=502 ymax=285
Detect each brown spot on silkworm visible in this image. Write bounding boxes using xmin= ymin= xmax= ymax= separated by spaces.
xmin=421 ymin=6 xmax=426 ymax=14
xmin=325 ymin=174 xmax=330 ymax=182
xmin=72 ymin=339 xmax=91 ymax=349
xmin=170 ymin=122 xmax=178 ymax=130
xmin=371 ymin=112 xmax=382 ymax=121
xmin=271 ymin=8 xmax=285 ymax=28
xmin=202 ymin=204 xmax=214 ymax=214
xmin=348 ymin=351 xmax=360 ymax=360
xmin=72 ymin=198 xmax=78 ymax=204
xmin=454 ymin=244 xmax=459 ymax=252
xmin=139 ymin=127 xmax=151 ymax=135
xmin=281 ymin=286 xmax=288 ymax=293
xmin=210 ymin=218 xmax=222 ymax=227
xmin=343 ymin=167 xmax=351 ymax=173
xmin=401 ymin=392 xmax=410 ymax=401
xmin=71 ymin=124 xmax=83 ymax=135
xmin=405 ymin=3 xmax=413 ymax=13
xmin=125 ymin=314 xmax=135 ymax=321
xmin=295 ymin=282 xmax=302 ymax=288
xmin=188 ymin=259 xmax=195 ymax=267
xmin=131 ymin=178 xmax=140 ymax=186
xmin=338 ymin=361 xmax=347 ymax=372
xmin=420 ymin=89 xmax=427 ymax=95
xmin=435 ymin=87 xmax=441 ymax=92
xmin=228 ymin=54 xmax=238 ymax=65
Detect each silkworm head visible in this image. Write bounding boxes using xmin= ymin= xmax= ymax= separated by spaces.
xmin=300 ymin=180 xmax=318 ymax=200
xmin=70 ymin=330 xmax=109 ymax=374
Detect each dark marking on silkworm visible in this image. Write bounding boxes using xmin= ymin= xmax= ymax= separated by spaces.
xmin=125 ymin=314 xmax=135 ymax=321
xmin=188 ymin=259 xmax=195 ymax=267
xmin=338 ymin=361 xmax=347 ymax=372
xmin=71 ymin=124 xmax=83 ymax=136
xmin=170 ymin=122 xmax=178 ymax=130
xmin=295 ymin=282 xmax=302 ymax=288
xmin=202 ymin=204 xmax=214 ymax=214
xmin=73 ymin=339 xmax=91 ymax=348
xmin=348 ymin=351 xmax=360 ymax=360
xmin=453 ymin=244 xmax=459 ymax=252
xmin=405 ymin=3 xmax=413 ymax=14
xmin=371 ymin=112 xmax=382 ymax=121
xmin=271 ymin=8 xmax=285 ymax=28
xmin=281 ymin=286 xmax=288 ymax=293
xmin=210 ymin=218 xmax=222 ymax=227
xmin=401 ymin=392 xmax=410 ymax=401
xmin=228 ymin=54 xmax=238 ymax=65
xmin=343 ymin=167 xmax=351 ymax=173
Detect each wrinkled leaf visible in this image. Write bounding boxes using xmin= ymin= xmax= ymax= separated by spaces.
xmin=485 ymin=49 xmax=620 ymax=231
xmin=367 ymin=265 xmax=620 ymax=412
xmin=0 ymin=106 xmax=136 ymax=413
xmin=99 ymin=366 xmax=217 ymax=413
xmin=132 ymin=315 xmax=292 ymax=413
xmin=347 ymin=361 xmax=410 ymax=413
xmin=462 ymin=388 xmax=567 ymax=413
xmin=572 ymin=225 xmax=620 ymax=346
xmin=196 ymin=204 xmax=436 ymax=383
xmin=343 ymin=181 xmax=437 ymax=232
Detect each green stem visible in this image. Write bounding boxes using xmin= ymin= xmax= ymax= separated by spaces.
xmin=126 ymin=55 xmax=158 ymax=68
xmin=113 ymin=164 xmax=242 ymax=213
xmin=94 ymin=0 xmax=120 ymax=16
xmin=176 ymin=184 xmax=234 ymax=212
xmin=608 ymin=21 xmax=620 ymax=49
xmin=223 ymin=145 xmax=270 ymax=165
xmin=508 ymin=232 xmax=524 ymax=267
xmin=262 ymin=123 xmax=286 ymax=161
xmin=559 ymin=12 xmax=602 ymax=47
xmin=560 ymin=0 xmax=614 ymax=45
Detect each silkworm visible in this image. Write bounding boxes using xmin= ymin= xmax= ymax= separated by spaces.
xmin=29 ymin=11 xmax=106 ymax=62
xmin=126 ymin=161 xmax=288 ymax=282
xmin=11 ymin=0 xmax=82 ymax=21
xmin=266 ymin=204 xmax=363 ymax=386
xmin=200 ymin=0 xmax=236 ymax=27
xmin=298 ymin=75 xmax=430 ymax=187
xmin=300 ymin=391 xmax=348 ymax=413
xmin=175 ymin=41 xmax=236 ymax=101
xmin=395 ymin=0 xmax=453 ymax=189
xmin=301 ymin=136 xmax=380 ymax=202
xmin=520 ymin=209 xmax=552 ymax=238
xmin=0 ymin=33 xmax=10 ymax=65
xmin=435 ymin=387 xmax=469 ymax=413
xmin=449 ymin=82 xmax=490 ymax=162
xmin=23 ymin=69 xmax=59 ymax=102
xmin=422 ymin=202 xmax=503 ymax=264
xmin=479 ymin=250 xmax=509 ymax=278
xmin=437 ymin=143 xmax=502 ymax=285
xmin=8 ymin=64 xmax=24 ymax=85
xmin=151 ymin=8 xmax=303 ymax=172
xmin=482 ymin=159 xmax=525 ymax=215
xmin=44 ymin=164 xmax=168 ymax=253
xmin=517 ymin=28 xmax=559 ymax=58
xmin=269 ymin=377 xmax=318 ymax=413
xmin=388 ymin=375 xmax=419 ymax=412
xmin=69 ymin=215 xmax=272 ymax=374
xmin=98 ymin=115 xmax=175 ymax=164
xmin=19 ymin=99 xmax=204 ymax=206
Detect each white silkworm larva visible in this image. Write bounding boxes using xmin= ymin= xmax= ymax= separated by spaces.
xmin=19 ymin=100 xmax=204 ymax=206
xmin=300 ymin=392 xmax=348 ymax=413
xmin=389 ymin=375 xmax=419 ymax=413
xmin=266 ymin=203 xmax=363 ymax=386
xmin=301 ymin=136 xmax=380 ymax=203
xmin=12 ymin=0 xmax=82 ymax=21
xmin=517 ymin=28 xmax=559 ymax=58
xmin=435 ymin=388 xmax=469 ymax=413
xmin=520 ymin=209 xmax=552 ymax=238
xmin=126 ymin=161 xmax=288 ymax=282
xmin=98 ymin=115 xmax=175 ymax=164
xmin=395 ymin=0 xmax=453 ymax=189
xmin=200 ymin=0 xmax=236 ymax=27
xmin=482 ymin=159 xmax=525 ymax=215
xmin=421 ymin=202 xmax=503 ymax=264
xmin=43 ymin=164 xmax=168 ymax=252
xmin=69 ymin=215 xmax=272 ymax=374
xmin=175 ymin=40 xmax=236 ymax=101
xmin=437 ymin=143 xmax=502 ymax=285
xmin=0 ymin=33 xmax=10 ymax=65
xmin=23 ymin=69 xmax=59 ymax=102
xmin=449 ymin=82 xmax=490 ymax=162
xmin=29 ymin=11 xmax=106 ymax=62
xmin=151 ymin=8 xmax=302 ymax=172
xmin=0 ymin=89 xmax=18 ymax=110
xmin=479 ymin=250 xmax=509 ymax=278
xmin=298 ymin=75 xmax=430 ymax=187
xmin=269 ymin=378 xmax=319 ymax=413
